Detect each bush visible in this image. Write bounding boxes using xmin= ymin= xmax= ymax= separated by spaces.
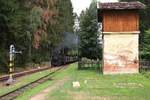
xmin=81 ymin=57 xmax=99 ymax=63
xmin=141 ymin=70 xmax=150 ymax=79
xmin=0 ymin=49 xmax=9 ymax=72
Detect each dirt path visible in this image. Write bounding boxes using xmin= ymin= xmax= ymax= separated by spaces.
xmin=30 ymin=77 xmax=69 ymax=100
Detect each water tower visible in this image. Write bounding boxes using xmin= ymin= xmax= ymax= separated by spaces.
xmin=98 ymin=2 xmax=145 ymax=74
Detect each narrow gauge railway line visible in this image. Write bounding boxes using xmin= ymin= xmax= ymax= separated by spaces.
xmin=0 ymin=58 xmax=78 ymax=82
xmin=0 ymin=64 xmax=69 ymax=100
xmin=0 ymin=66 xmax=50 ymax=82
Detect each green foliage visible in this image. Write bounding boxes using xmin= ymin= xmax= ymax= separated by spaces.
xmin=141 ymin=29 xmax=150 ymax=59
xmin=0 ymin=0 xmax=30 ymax=71
xmin=0 ymin=0 xmax=74 ymax=71
xmin=67 ymin=50 xmax=78 ymax=56
xmin=79 ymin=1 xmax=102 ymax=60
xmin=141 ymin=71 xmax=150 ymax=79
xmin=0 ymin=49 xmax=8 ymax=72
xmin=29 ymin=7 xmax=43 ymax=33
xmin=56 ymin=0 xmax=74 ymax=33
xmin=29 ymin=0 xmax=74 ymax=63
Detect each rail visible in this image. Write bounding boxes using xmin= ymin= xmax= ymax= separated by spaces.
xmin=0 ymin=64 xmax=69 ymax=100
xmin=0 ymin=66 xmax=50 ymax=82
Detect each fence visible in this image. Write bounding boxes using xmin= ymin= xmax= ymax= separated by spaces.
xmin=78 ymin=60 xmax=150 ymax=70
xmin=140 ymin=60 xmax=150 ymax=69
xmin=78 ymin=59 xmax=101 ymax=70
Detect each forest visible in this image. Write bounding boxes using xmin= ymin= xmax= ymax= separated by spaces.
xmin=0 ymin=0 xmax=150 ymax=72
xmin=0 ymin=0 xmax=74 ymax=72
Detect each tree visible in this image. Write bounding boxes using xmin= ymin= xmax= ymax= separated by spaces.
xmin=28 ymin=0 xmax=74 ymax=63
xmin=140 ymin=29 xmax=150 ymax=59
xmin=0 ymin=0 xmax=30 ymax=70
xmin=0 ymin=0 xmax=74 ymax=71
xmin=79 ymin=1 xmax=102 ymax=60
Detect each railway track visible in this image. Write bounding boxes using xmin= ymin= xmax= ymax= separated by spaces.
xmin=0 ymin=64 xmax=69 ymax=100
xmin=0 ymin=66 xmax=50 ymax=82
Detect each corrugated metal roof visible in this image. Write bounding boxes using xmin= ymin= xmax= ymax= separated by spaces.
xmin=98 ymin=1 xmax=145 ymax=10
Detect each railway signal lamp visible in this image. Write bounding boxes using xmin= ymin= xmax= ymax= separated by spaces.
xmin=6 ymin=44 xmax=22 ymax=85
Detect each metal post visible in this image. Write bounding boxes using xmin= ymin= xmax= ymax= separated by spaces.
xmin=6 ymin=44 xmax=22 ymax=85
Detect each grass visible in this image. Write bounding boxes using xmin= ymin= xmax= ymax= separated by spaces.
xmin=16 ymin=63 xmax=150 ymax=100
xmin=15 ymin=64 xmax=75 ymax=100
xmin=0 ymin=69 xmax=52 ymax=96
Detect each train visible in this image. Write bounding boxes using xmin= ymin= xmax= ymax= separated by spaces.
xmin=51 ymin=47 xmax=78 ymax=66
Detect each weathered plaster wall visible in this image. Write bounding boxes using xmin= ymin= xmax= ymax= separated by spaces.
xmin=103 ymin=34 xmax=139 ymax=74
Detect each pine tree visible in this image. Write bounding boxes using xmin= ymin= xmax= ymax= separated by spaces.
xmin=79 ymin=1 xmax=102 ymax=60
xmin=0 ymin=0 xmax=30 ymax=70
xmin=0 ymin=0 xmax=74 ymax=71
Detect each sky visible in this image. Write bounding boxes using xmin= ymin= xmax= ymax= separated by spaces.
xmin=71 ymin=0 xmax=118 ymax=15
